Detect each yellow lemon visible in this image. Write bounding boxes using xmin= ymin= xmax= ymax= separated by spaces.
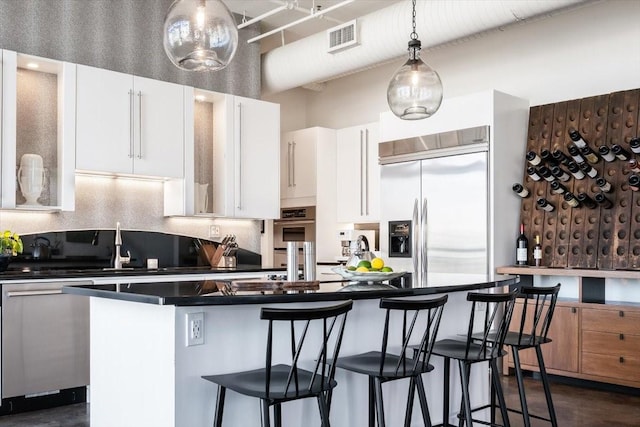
xmin=371 ymin=257 xmax=385 ymax=270
xmin=355 ymin=266 xmax=370 ymax=273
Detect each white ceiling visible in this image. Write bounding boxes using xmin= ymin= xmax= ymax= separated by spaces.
xmin=226 ymin=0 xmax=404 ymax=53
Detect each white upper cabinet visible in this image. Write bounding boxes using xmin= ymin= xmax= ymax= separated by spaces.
xmin=76 ymin=65 xmax=184 ymax=179
xmin=1 ymin=50 xmax=76 ymax=211
xmin=164 ymin=91 xmax=280 ymax=219
xmin=336 ymin=122 xmax=380 ymax=222
xmin=280 ymin=128 xmax=317 ymax=201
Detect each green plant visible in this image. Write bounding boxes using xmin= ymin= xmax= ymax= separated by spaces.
xmin=0 ymin=230 xmax=23 ymax=256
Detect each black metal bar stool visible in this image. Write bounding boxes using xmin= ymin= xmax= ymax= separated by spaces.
xmin=430 ymin=289 xmax=518 ymax=427
xmin=336 ymin=294 xmax=448 ymax=427
xmin=500 ymin=284 xmax=561 ymax=427
xmin=202 ymin=300 xmax=353 ymax=427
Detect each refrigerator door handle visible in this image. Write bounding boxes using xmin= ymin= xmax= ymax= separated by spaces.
xmin=422 ymin=197 xmax=428 ymax=286
xmin=412 ymin=198 xmax=419 ymax=281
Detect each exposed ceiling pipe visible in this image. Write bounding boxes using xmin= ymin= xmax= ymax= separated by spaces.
xmin=268 ymin=0 xmax=343 ymax=25
xmin=238 ymin=4 xmax=289 ymax=30
xmin=248 ymin=0 xmax=355 ymax=44
xmin=261 ymin=0 xmax=591 ymax=95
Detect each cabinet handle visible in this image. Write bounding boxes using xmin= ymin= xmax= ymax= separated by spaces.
xmin=128 ymin=90 xmax=134 ymax=158
xmin=620 ymin=333 xmax=625 ymax=340
xmin=360 ymin=130 xmax=364 ymax=216
xmin=619 ymin=310 xmax=625 ymax=317
xmin=620 ymin=356 xmax=625 ymax=363
xmin=7 ymin=289 xmax=63 ymax=297
xmin=137 ymin=91 xmax=142 ymax=159
xmin=571 ymin=307 xmax=577 ymax=314
xmin=365 ymin=128 xmax=369 ymax=216
xmin=292 ymin=141 xmax=296 ymax=187
xmin=287 ymin=142 xmax=292 ymax=187
xmin=237 ymin=102 xmax=243 ymax=210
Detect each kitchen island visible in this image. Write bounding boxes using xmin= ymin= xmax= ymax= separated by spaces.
xmin=64 ymin=276 xmax=517 ymax=427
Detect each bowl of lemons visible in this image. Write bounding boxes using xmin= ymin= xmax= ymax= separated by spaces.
xmin=332 ymin=257 xmax=406 ymax=282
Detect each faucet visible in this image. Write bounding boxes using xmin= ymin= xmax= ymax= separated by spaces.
xmin=113 ymin=222 xmax=131 ymax=269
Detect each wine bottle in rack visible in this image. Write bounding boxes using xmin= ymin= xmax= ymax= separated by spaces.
xmin=596 ymin=177 xmax=612 ymax=193
xmin=550 ymin=165 xmax=571 ymax=182
xmin=564 ymin=192 xmax=580 ymax=208
xmin=552 ymin=149 xmax=571 ymax=166
xmin=538 ymin=165 xmax=555 ymax=182
xmin=512 ymin=183 xmax=530 ymax=198
xmin=612 ymin=144 xmax=631 ymax=161
xmin=629 ymin=159 xmax=640 ymax=173
xmin=567 ymin=144 xmax=586 ymax=164
xmin=540 ymin=149 xmax=558 ymax=166
xmin=629 ymin=175 xmax=640 ymax=192
xmin=580 ymin=145 xmax=600 ymax=164
xmin=577 ymin=193 xmax=597 ymax=209
xmin=550 ymin=181 xmax=568 ymax=195
xmin=599 ymin=145 xmax=616 ymax=162
xmin=630 ymin=137 xmax=640 ymax=154
xmin=526 ymin=151 xmax=542 ymax=166
xmin=527 ymin=166 xmax=542 ymax=181
xmin=579 ymin=162 xmax=598 ymax=178
xmin=537 ymin=198 xmax=555 ymax=212
xmin=533 ymin=235 xmax=542 ymax=267
xmin=569 ymin=129 xmax=589 ymax=149
xmin=595 ymin=193 xmax=613 ymax=209
xmin=516 ymin=223 xmax=528 ymax=266
xmin=567 ymin=161 xmax=586 ymax=179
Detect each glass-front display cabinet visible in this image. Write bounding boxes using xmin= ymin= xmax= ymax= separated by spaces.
xmin=1 ymin=50 xmax=75 ymax=211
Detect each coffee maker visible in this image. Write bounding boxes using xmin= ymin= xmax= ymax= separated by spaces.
xmin=337 ymin=229 xmax=377 ymax=261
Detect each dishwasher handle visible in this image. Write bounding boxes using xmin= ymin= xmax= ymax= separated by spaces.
xmin=6 ymin=289 xmax=63 ymax=297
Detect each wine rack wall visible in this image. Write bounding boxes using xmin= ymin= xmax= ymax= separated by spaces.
xmin=519 ymin=89 xmax=640 ymax=269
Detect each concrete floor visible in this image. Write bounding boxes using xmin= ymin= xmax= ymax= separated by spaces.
xmin=0 ymin=376 xmax=638 ymax=426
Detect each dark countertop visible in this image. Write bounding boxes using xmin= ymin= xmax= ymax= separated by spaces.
xmin=0 ymin=264 xmax=281 ymax=281
xmin=62 ymin=276 xmax=519 ymax=306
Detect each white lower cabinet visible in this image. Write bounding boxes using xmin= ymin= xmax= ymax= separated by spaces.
xmin=336 ymin=122 xmax=380 ymax=222
xmin=76 ymin=65 xmax=185 ymax=179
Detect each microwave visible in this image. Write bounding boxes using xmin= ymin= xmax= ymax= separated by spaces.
xmin=273 ymin=206 xmax=316 ymax=267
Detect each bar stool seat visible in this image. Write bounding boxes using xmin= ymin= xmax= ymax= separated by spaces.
xmin=202 ymin=300 xmax=353 ymax=427
xmin=336 ymin=294 xmax=449 ymax=427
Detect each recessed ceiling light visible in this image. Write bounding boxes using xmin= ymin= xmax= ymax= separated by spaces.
xmin=26 ymin=62 xmax=39 ymax=69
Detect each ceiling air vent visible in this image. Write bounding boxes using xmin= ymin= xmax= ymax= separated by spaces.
xmin=327 ymin=20 xmax=358 ymax=54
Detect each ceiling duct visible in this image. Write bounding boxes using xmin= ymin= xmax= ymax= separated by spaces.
xmin=261 ymin=0 xmax=591 ymax=95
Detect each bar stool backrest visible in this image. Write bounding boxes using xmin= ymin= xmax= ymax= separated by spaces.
xmin=513 ymin=284 xmax=561 ymax=346
xmin=465 ymin=289 xmax=518 ymax=359
xmin=378 ymin=294 xmax=448 ymax=376
xmin=260 ymin=300 xmax=353 ymax=399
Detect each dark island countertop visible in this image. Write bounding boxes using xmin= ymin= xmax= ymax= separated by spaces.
xmin=62 ymin=276 xmax=519 ymax=306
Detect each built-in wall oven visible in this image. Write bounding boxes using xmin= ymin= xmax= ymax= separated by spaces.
xmin=273 ymin=206 xmax=316 ymax=268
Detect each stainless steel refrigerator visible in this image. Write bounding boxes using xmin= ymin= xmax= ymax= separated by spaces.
xmin=380 ymin=126 xmax=492 ymax=287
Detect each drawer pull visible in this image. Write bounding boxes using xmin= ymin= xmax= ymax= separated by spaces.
xmin=571 ymin=307 xmax=577 ymax=314
xmin=620 ymin=334 xmax=625 ymax=340
xmin=620 ymin=356 xmax=625 ymax=363
xmin=619 ymin=310 xmax=625 ymax=317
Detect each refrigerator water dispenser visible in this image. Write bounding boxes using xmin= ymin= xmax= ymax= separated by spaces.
xmin=388 ymin=221 xmax=411 ymax=257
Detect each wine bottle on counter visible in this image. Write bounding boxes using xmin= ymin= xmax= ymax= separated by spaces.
xmin=540 ymin=149 xmax=558 ymax=166
xmin=596 ymin=177 xmax=612 ymax=193
xmin=550 ymin=181 xmax=568 ymax=195
xmin=630 ymin=137 xmax=640 ymax=154
xmin=599 ymin=145 xmax=616 ymax=162
xmin=595 ymin=192 xmax=613 ymax=209
xmin=527 ymin=166 xmax=542 ymax=181
xmin=550 ymin=165 xmax=571 ymax=182
xmin=580 ymin=145 xmax=600 ymax=164
xmin=579 ymin=162 xmax=598 ymax=178
xmin=533 ymin=235 xmax=542 ymax=267
xmin=612 ymin=144 xmax=631 ymax=161
xmin=564 ymin=192 xmax=580 ymax=208
xmin=537 ymin=198 xmax=555 ymax=212
xmin=538 ymin=165 xmax=555 ymax=182
xmin=569 ymin=129 xmax=589 ymax=149
xmin=567 ymin=161 xmax=586 ymax=179
xmin=512 ymin=183 xmax=530 ymax=198
xmin=567 ymin=144 xmax=586 ymax=164
xmin=526 ymin=151 xmax=542 ymax=166
xmin=552 ymin=149 xmax=571 ymax=166
xmin=629 ymin=175 xmax=640 ymax=192
xmin=516 ymin=223 xmax=528 ymax=266
xmin=577 ymin=193 xmax=597 ymax=209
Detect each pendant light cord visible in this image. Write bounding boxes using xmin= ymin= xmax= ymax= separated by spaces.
xmin=410 ymin=0 xmax=418 ymax=40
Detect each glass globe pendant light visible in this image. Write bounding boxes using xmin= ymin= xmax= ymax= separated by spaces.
xmin=387 ymin=0 xmax=443 ymax=120
xmin=163 ymin=0 xmax=238 ymax=72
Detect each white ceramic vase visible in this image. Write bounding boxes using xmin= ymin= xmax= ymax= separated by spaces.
xmin=17 ymin=154 xmax=45 ymax=206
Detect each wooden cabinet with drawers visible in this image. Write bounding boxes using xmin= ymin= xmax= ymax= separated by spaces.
xmin=581 ymin=307 xmax=640 ymax=386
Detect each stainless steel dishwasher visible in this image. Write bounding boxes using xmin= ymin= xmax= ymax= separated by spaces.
xmin=1 ymin=280 xmax=90 ymax=406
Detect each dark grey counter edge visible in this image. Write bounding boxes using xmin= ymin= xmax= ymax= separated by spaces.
xmin=63 ymin=277 xmax=520 ymax=306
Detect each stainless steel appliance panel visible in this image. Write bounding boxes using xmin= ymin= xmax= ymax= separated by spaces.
xmin=2 ymin=281 xmax=91 ymax=398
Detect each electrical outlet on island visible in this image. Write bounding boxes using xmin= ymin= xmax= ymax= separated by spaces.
xmin=186 ymin=312 xmax=204 ymax=346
